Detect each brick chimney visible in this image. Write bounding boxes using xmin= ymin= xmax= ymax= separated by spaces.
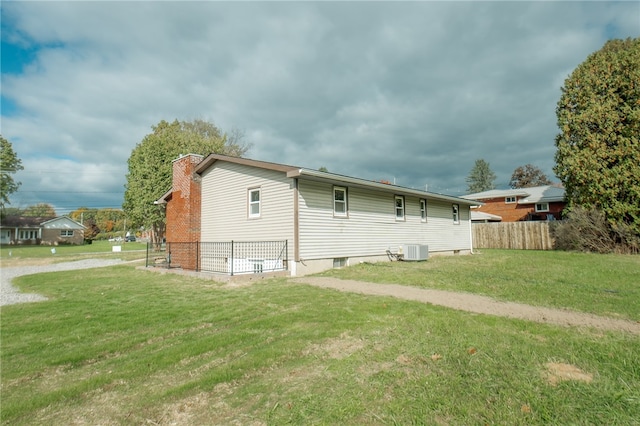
xmin=165 ymin=154 xmax=203 ymax=244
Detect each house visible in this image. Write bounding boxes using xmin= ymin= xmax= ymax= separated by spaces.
xmin=461 ymin=185 xmax=566 ymax=222
xmin=470 ymin=210 xmax=502 ymax=223
xmin=0 ymin=216 xmax=86 ymax=245
xmin=157 ymin=154 xmax=480 ymax=276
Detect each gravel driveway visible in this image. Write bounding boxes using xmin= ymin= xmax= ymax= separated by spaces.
xmin=1 ymin=259 xmax=125 ymax=306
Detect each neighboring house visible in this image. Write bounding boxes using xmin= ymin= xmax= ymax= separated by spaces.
xmin=462 ymin=185 xmax=566 ymax=222
xmin=0 ymin=216 xmax=86 ymax=245
xmin=157 ymin=154 xmax=480 ymax=276
xmin=470 ymin=209 xmax=502 ymax=223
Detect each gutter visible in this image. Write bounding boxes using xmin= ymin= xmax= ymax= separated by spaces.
xmin=286 ymin=168 xmax=481 ymax=207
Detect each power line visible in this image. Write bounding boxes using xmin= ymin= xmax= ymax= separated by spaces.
xmin=17 ymin=191 xmax=124 ymax=194
xmin=13 ymin=171 xmax=125 ymax=176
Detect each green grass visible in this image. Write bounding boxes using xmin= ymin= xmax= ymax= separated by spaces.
xmin=318 ymin=249 xmax=640 ymax=321
xmin=1 ymin=251 xmax=639 ymax=424
xmin=0 ymin=240 xmax=147 ymax=266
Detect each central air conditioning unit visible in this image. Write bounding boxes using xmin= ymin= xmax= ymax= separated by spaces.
xmin=401 ymin=244 xmax=429 ymax=261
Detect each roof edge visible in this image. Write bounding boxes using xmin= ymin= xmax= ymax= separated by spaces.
xmin=189 ymin=154 xmax=480 ymax=206
xmin=288 ymin=168 xmax=481 ymax=206
xmin=194 ymin=154 xmax=299 ymax=175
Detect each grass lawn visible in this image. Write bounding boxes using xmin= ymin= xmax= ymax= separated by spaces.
xmin=318 ymin=249 xmax=640 ymax=321
xmin=1 ymin=250 xmax=639 ymax=424
xmin=0 ymin=240 xmax=147 ymax=267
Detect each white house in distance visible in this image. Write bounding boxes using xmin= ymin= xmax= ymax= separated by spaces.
xmin=157 ymin=154 xmax=480 ymax=276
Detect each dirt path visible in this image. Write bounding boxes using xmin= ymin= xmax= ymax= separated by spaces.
xmin=4 ymin=263 xmax=638 ymax=335
xmin=293 ymin=277 xmax=640 ymax=335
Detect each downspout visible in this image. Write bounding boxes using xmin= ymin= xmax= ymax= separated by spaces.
xmin=468 ymin=206 xmax=474 ymax=254
xmin=293 ymin=178 xmax=300 ymax=275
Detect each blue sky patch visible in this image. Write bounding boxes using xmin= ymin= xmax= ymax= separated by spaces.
xmin=1 ymin=40 xmax=37 ymax=75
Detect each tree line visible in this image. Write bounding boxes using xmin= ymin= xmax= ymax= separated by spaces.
xmin=465 ymin=160 xmax=552 ymax=193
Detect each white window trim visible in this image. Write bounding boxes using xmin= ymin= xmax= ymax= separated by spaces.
xmin=420 ymin=199 xmax=427 ymax=222
xmin=248 ymin=187 xmax=261 ymax=218
xmin=452 ymin=204 xmax=460 ymax=224
xmin=395 ymin=195 xmax=405 ymax=221
xmin=505 ymin=196 xmax=517 ymax=204
xmin=535 ymin=202 xmax=549 ymax=212
xmin=61 ymin=230 xmax=74 ymax=237
xmin=333 ymin=186 xmax=348 ymax=217
xmin=19 ymin=230 xmax=38 ymax=240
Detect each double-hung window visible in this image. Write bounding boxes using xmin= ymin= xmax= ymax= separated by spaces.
xmin=535 ymin=202 xmax=549 ymax=212
xmin=333 ymin=186 xmax=347 ymax=217
xmin=395 ymin=196 xmax=405 ymax=221
xmin=248 ymin=188 xmax=261 ymax=218
xmin=505 ymin=196 xmax=517 ymax=204
xmin=452 ymin=204 xmax=460 ymax=224
xmin=420 ymin=199 xmax=427 ymax=222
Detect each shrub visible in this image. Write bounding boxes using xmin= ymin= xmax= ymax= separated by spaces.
xmin=552 ymin=207 xmax=639 ymax=254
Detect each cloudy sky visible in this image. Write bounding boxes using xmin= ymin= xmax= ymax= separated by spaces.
xmin=2 ymin=1 xmax=638 ymax=215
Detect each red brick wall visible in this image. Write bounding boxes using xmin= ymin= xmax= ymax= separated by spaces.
xmin=477 ymin=198 xmax=565 ymax=222
xmin=165 ymin=154 xmax=203 ymax=270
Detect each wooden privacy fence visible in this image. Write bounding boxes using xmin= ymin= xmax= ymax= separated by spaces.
xmin=472 ymin=222 xmax=555 ymax=250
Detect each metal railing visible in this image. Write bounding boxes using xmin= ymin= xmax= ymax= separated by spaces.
xmin=146 ymin=240 xmax=288 ymax=275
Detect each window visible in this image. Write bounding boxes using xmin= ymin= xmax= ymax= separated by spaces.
xmin=19 ymin=230 xmax=37 ymax=240
xmin=395 ymin=195 xmax=405 ymax=220
xmin=333 ymin=186 xmax=347 ymax=216
xmin=452 ymin=204 xmax=460 ymax=224
xmin=252 ymin=260 xmax=264 ymax=274
xmin=248 ymin=188 xmax=261 ymax=218
xmin=535 ymin=202 xmax=549 ymax=212
xmin=61 ymin=230 xmax=74 ymax=237
xmin=505 ymin=196 xmax=517 ymax=203
xmin=420 ymin=199 xmax=427 ymax=222
xmin=333 ymin=257 xmax=347 ymax=268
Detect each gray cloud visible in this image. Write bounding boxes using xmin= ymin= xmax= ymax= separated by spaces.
xmin=2 ymin=1 xmax=638 ymax=213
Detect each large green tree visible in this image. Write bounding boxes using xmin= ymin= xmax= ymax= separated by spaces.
xmin=0 ymin=135 xmax=24 ymax=210
xmin=554 ymin=37 xmax=640 ymax=234
xmin=509 ymin=164 xmax=552 ymax=189
xmin=465 ymin=159 xmax=496 ymax=193
xmin=123 ymin=119 xmax=249 ymax=244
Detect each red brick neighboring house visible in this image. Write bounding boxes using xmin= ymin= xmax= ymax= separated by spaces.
xmin=462 ymin=185 xmax=566 ymax=222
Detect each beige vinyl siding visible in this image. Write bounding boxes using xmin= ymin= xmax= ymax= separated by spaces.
xmin=297 ymin=180 xmax=417 ymax=259
xmin=423 ymin=201 xmax=472 ymax=252
xmin=297 ymin=180 xmax=472 ymax=259
xmin=200 ymin=162 xmax=294 ymax=248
